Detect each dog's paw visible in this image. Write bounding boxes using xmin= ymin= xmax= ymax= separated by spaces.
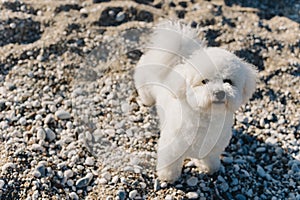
xmin=157 ymin=167 xmax=181 ymax=183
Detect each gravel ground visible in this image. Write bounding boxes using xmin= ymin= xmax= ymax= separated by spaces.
xmin=0 ymin=0 xmax=299 ymax=199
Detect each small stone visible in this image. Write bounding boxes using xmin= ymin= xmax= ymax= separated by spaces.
xmin=220 ymin=182 xmax=229 ymax=192
xmin=45 ymin=127 xmax=56 ymax=142
xmin=102 ymin=172 xmax=111 ymax=181
xmin=31 ymin=144 xmax=43 ymax=151
xmin=187 ymin=176 xmax=198 ymax=187
xmin=116 ymin=12 xmax=125 ymax=22
xmin=36 ymin=55 xmax=44 ymax=62
xmin=129 ymin=190 xmax=138 ymax=199
xmin=9 ymin=23 xmax=16 ymax=29
xmin=186 ymin=192 xmax=199 ymax=199
xmin=257 ymin=165 xmax=266 ymax=178
xmin=265 ymin=137 xmax=277 ymax=145
xmin=222 ymin=156 xmax=233 ymax=164
xmin=0 ymin=179 xmax=5 ymax=189
xmin=35 ymin=164 xmax=46 ymax=177
xmin=117 ymin=190 xmax=126 ymax=200
xmin=64 ymin=169 xmax=74 ymax=179
xmin=32 ymin=170 xmax=41 ymax=178
xmin=98 ymin=178 xmax=107 ymax=184
xmin=140 ymin=182 xmax=146 ymax=189
xmin=160 ymin=182 xmax=167 ymax=188
xmin=111 ymin=175 xmax=119 ymax=184
xmin=0 ymin=100 xmax=6 ymax=111
xmin=235 ymin=194 xmax=247 ymax=200
xmin=256 ymin=147 xmax=266 ymax=153
xmin=37 ymin=128 xmax=46 ymax=141
xmin=55 ymin=110 xmax=71 ymax=120
xmin=44 ymin=114 xmax=55 ymax=124
xmin=2 ymin=163 xmax=15 ymax=173
xmin=19 ymin=117 xmax=27 ymax=126
xmin=165 ymin=194 xmax=173 ymax=200
xmin=69 ymin=192 xmax=79 ymax=200
xmin=154 ymin=179 xmax=160 ymax=191
xmin=85 ymin=157 xmax=95 ymax=166
xmin=76 ymin=173 xmax=93 ymax=188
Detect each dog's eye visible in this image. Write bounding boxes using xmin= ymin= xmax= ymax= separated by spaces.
xmin=201 ymin=79 xmax=209 ymax=84
xmin=223 ymin=79 xmax=233 ymax=85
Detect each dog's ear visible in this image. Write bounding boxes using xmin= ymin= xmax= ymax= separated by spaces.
xmin=242 ymin=62 xmax=257 ymax=104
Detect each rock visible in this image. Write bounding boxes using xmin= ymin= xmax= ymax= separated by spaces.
xmin=37 ymin=128 xmax=46 ymax=141
xmin=186 ymin=192 xmax=199 ymax=199
xmin=160 ymin=182 xmax=167 ymax=188
xmin=44 ymin=114 xmax=55 ymax=124
xmin=0 ymin=179 xmax=5 ymax=189
xmin=117 ymin=190 xmax=126 ymax=200
xmin=129 ymin=190 xmax=138 ymax=199
xmin=165 ymin=194 xmax=173 ymax=200
xmin=31 ymin=144 xmax=44 ymax=151
xmin=222 ymin=156 xmax=233 ymax=164
xmin=220 ymin=182 xmax=229 ymax=192
xmin=256 ymin=147 xmax=266 ymax=153
xmin=235 ymin=194 xmax=247 ymax=200
xmin=45 ymin=127 xmax=56 ymax=141
xmin=85 ymin=157 xmax=95 ymax=166
xmin=35 ymin=164 xmax=46 ymax=177
xmin=102 ymin=172 xmax=111 ymax=181
xmin=76 ymin=173 xmax=93 ymax=188
xmin=64 ymin=169 xmax=74 ymax=179
xmin=257 ymin=165 xmax=266 ymax=178
xmin=55 ymin=110 xmax=71 ymax=120
xmin=111 ymin=175 xmax=119 ymax=184
xmin=187 ymin=176 xmax=198 ymax=187
xmin=69 ymin=192 xmax=79 ymax=200
xmin=116 ymin=12 xmax=126 ymax=22
xmin=2 ymin=163 xmax=16 ymax=173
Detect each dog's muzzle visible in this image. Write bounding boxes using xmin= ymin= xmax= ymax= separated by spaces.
xmin=212 ymin=90 xmax=226 ymax=104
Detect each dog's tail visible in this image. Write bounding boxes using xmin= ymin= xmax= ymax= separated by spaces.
xmin=140 ymin=20 xmax=205 ymax=68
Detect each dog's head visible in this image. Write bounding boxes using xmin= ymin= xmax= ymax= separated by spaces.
xmin=185 ymin=47 xmax=257 ymax=112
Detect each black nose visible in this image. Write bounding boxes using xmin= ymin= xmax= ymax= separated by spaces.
xmin=214 ymin=90 xmax=225 ymax=100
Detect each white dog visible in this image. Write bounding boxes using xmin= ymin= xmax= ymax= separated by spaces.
xmin=134 ymin=21 xmax=257 ymax=183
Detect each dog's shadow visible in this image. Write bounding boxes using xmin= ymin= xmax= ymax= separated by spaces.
xmin=161 ymin=128 xmax=299 ymax=199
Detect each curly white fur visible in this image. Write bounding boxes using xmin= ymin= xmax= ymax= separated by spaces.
xmin=134 ymin=21 xmax=257 ymax=183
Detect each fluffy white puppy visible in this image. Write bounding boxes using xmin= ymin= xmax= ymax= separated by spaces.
xmin=134 ymin=21 xmax=257 ymax=183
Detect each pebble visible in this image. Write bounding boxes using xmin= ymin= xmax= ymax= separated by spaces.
xmin=220 ymin=182 xmax=229 ymax=192
xmin=84 ymin=157 xmax=95 ymax=166
xmin=98 ymin=178 xmax=108 ymax=184
xmin=45 ymin=127 xmax=56 ymax=142
xmin=165 ymin=194 xmax=173 ymax=200
xmin=0 ymin=179 xmax=5 ymax=189
xmin=37 ymin=128 xmax=46 ymax=141
xmin=31 ymin=144 xmax=43 ymax=151
xmin=75 ymin=173 xmax=93 ymax=188
xmin=222 ymin=156 xmax=233 ymax=164
xmin=111 ymin=175 xmax=119 ymax=184
xmin=117 ymin=190 xmax=126 ymax=200
xmin=44 ymin=114 xmax=55 ymax=124
xmin=19 ymin=117 xmax=27 ymax=125
xmin=187 ymin=176 xmax=198 ymax=187
xmin=116 ymin=12 xmax=126 ymax=22
xmin=256 ymin=147 xmax=266 ymax=153
xmin=129 ymin=190 xmax=138 ymax=199
xmin=64 ymin=169 xmax=74 ymax=179
xmin=55 ymin=110 xmax=71 ymax=120
xmin=257 ymin=165 xmax=266 ymax=178
xmin=69 ymin=192 xmax=79 ymax=200
xmin=160 ymin=182 xmax=167 ymax=188
xmin=235 ymin=194 xmax=247 ymax=200
xmin=154 ymin=179 xmax=160 ymax=191
xmin=186 ymin=192 xmax=199 ymax=199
